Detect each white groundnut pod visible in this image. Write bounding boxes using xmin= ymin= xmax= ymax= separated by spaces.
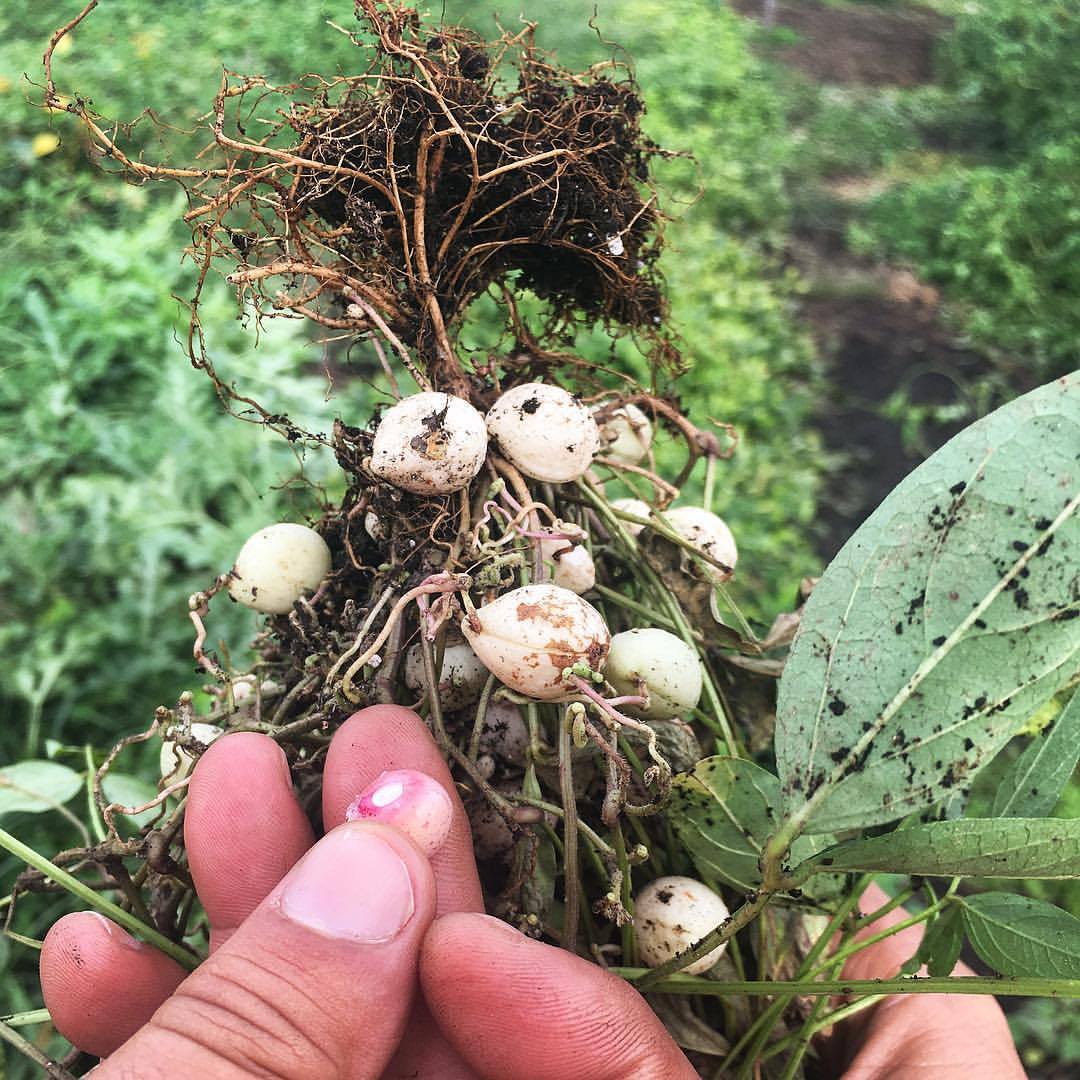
xmin=159 ymin=723 xmax=222 ymax=785
xmin=596 ymin=403 xmax=653 ymax=465
xmin=404 ymin=638 xmax=489 ymax=710
xmin=371 ymin=392 xmax=488 ymax=495
xmin=461 ymin=583 xmax=610 ymax=700
xmin=478 ymin=700 xmax=529 ymax=766
xmin=635 ymin=875 xmax=730 ymax=975
xmin=664 ymin=505 xmax=738 ymax=582
xmin=228 ymin=523 xmax=332 ymax=614
xmin=485 ymin=383 xmax=601 ymax=483
xmin=537 ymin=526 xmax=596 ymax=594
xmin=606 ymin=627 xmax=702 ymax=719
xmin=611 ymin=497 xmax=652 ymax=538
xmin=364 ymin=510 xmax=387 ymax=541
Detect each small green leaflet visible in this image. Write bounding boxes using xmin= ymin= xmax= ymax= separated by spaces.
xmin=0 ymin=761 xmax=81 ymax=818
xmin=669 ymin=757 xmax=824 ymax=891
xmin=775 ymin=375 xmax=1080 ymax=834
xmin=901 ymin=905 xmax=964 ymax=978
xmin=794 ymin=818 xmax=1080 ymax=881
xmin=992 ymin=690 xmax=1080 ymax=817
xmin=960 ymin=893 xmax=1080 ymax=979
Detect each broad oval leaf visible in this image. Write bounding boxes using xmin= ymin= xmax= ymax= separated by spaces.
xmin=670 ymin=757 xmax=825 ymax=891
xmin=992 ymin=690 xmax=1080 ymax=818
xmin=795 ymin=818 xmax=1080 ymax=881
xmin=961 ymin=893 xmax=1080 ymax=979
xmin=776 ymin=375 xmax=1080 ymax=834
xmin=0 ymin=761 xmax=81 ymax=818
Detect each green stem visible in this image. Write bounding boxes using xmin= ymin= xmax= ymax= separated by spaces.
xmin=84 ymin=744 xmax=106 ymax=844
xmin=558 ymin=709 xmax=581 ymax=954
xmin=761 ymin=995 xmax=882 ymax=1064
xmin=613 ymin=972 xmax=1080 ymax=998
xmin=0 ymin=1019 xmax=75 ymax=1079
xmin=1 ymin=1009 xmax=51 ymax=1027
xmin=0 ymin=825 xmax=198 ymax=971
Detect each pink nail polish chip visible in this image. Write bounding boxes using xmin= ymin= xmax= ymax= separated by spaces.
xmin=346 ymin=769 xmax=453 ymax=857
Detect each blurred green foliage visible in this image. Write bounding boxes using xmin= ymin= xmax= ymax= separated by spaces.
xmin=851 ymin=0 xmax=1080 ymax=377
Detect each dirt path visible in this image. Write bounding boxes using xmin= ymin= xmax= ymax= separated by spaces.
xmin=734 ymin=1 xmax=1000 ymax=561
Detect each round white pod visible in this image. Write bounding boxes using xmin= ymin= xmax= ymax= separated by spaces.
xmin=634 ymin=875 xmax=730 ymax=976
xmin=371 ymin=392 xmax=487 ymax=495
xmin=596 ymin=403 xmax=653 ymax=465
xmin=537 ymin=526 xmax=595 ymax=594
xmin=461 ymin=583 xmax=610 ymax=700
xmin=228 ymin=523 xmax=332 ymax=614
xmin=486 ymin=383 xmax=601 ymax=483
xmin=606 ymin=627 xmax=702 ymax=719
xmin=611 ymin=497 xmax=652 ymax=538
xmin=159 ymin=723 xmax=222 ymax=785
xmin=404 ymin=639 xmax=489 ymax=710
xmin=664 ymin=506 xmax=737 ymax=582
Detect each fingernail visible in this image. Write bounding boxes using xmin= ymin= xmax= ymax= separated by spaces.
xmin=280 ymin=826 xmax=415 ymax=942
xmin=346 ymin=769 xmax=454 ymax=858
xmin=85 ymin=912 xmax=147 ymax=951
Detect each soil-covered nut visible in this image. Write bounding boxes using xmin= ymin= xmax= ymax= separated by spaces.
xmin=461 ymin=583 xmax=610 ymax=699
xmin=478 ymin=699 xmax=529 ymax=767
xmin=606 ymin=627 xmax=702 ymax=719
xmin=634 ymin=875 xmax=730 ymax=975
xmin=486 ymin=383 xmax=601 ymax=483
xmin=403 ymin=637 xmax=489 ymax=709
xmin=227 ymin=523 xmax=332 ymax=614
xmin=371 ymin=391 xmax=487 ymax=494
xmin=537 ymin=525 xmax=595 ymax=594
xmin=611 ymin=497 xmax=652 ymax=537
xmin=469 ymin=799 xmax=515 ymax=862
xmin=596 ymin=403 xmax=652 ymax=465
xmin=663 ymin=505 xmax=737 ymax=582
xmin=159 ymin=722 xmax=222 ymax=784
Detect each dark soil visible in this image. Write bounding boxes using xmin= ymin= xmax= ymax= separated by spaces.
xmin=801 ymin=292 xmax=995 ymax=561
xmin=733 ymin=0 xmax=950 ymax=86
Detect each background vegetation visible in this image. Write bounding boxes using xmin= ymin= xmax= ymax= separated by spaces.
xmin=2 ymin=1 xmax=1076 ymax=1075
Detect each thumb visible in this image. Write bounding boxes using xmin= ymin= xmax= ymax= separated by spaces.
xmin=98 ymin=822 xmax=435 ymax=1080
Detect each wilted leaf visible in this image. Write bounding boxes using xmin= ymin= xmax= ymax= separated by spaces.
xmin=0 ymin=761 xmax=81 ymax=818
xmin=992 ymin=690 xmax=1080 ymax=818
xmin=961 ymin=893 xmax=1080 ymax=979
xmin=776 ymin=375 xmax=1080 ymax=834
xmin=796 ymin=818 xmax=1080 ymax=880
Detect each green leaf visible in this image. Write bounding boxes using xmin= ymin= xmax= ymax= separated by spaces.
xmin=902 ymin=905 xmax=965 ymax=978
xmin=993 ymin=690 xmax=1080 ymax=818
xmin=797 ymin=818 xmax=1080 ymax=880
xmin=669 ymin=757 xmax=824 ymax=891
xmin=0 ymin=761 xmax=81 ymax=818
xmin=961 ymin=893 xmax=1080 ymax=979
xmin=775 ymin=375 xmax=1080 ymax=834
xmin=101 ymin=773 xmax=160 ymax=827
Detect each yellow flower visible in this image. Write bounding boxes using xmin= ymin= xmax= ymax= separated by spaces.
xmin=31 ymin=132 xmax=61 ymax=158
xmin=0 ymin=75 xmax=12 ymax=94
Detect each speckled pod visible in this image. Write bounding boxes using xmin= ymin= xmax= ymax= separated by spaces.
xmin=486 ymin=382 xmax=601 ymax=483
xmin=461 ymin=583 xmax=610 ymax=699
xmin=371 ymin=391 xmax=488 ymax=494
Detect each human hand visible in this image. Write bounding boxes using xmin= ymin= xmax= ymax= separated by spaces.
xmin=823 ymin=883 xmax=1025 ymax=1078
xmin=40 ymin=706 xmax=1024 ymax=1078
xmin=40 ymin=706 xmax=694 ymax=1078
